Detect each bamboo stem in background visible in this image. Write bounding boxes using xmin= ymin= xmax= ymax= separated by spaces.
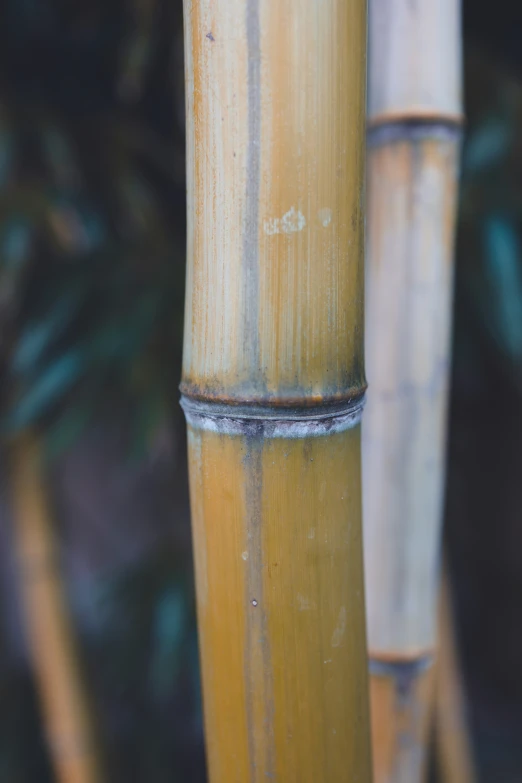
xmin=364 ymin=1 xmax=463 ymax=781
xmin=11 ymin=434 xmax=102 ymax=783
xmin=181 ymin=1 xmax=371 ymax=780
xmin=433 ymin=570 xmax=476 ymax=783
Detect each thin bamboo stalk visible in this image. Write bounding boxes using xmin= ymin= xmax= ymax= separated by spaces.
xmin=433 ymin=570 xmax=476 ymax=783
xmin=11 ymin=433 xmax=103 ymax=783
xmin=364 ymin=1 xmax=463 ymax=781
xmin=181 ymin=1 xmax=371 ymax=781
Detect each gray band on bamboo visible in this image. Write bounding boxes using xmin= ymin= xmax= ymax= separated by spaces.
xmin=369 ymin=654 xmax=434 ymax=679
xmin=367 ymin=120 xmax=463 ymax=149
xmin=180 ymin=395 xmax=365 ymax=438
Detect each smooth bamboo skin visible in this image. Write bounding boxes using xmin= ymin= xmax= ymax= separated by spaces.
xmin=433 ymin=573 xmax=476 ymax=783
xmin=364 ymin=132 xmax=460 ymax=783
xmin=364 ymin=135 xmax=459 ymax=658
xmin=11 ymin=434 xmax=103 ymax=783
xmin=368 ymin=0 xmax=462 ymax=125
xmin=182 ymin=0 xmax=371 ymax=780
xmin=365 ymin=4 xmax=462 ymax=778
xmin=187 ymin=422 xmax=370 ymax=782
xmin=182 ymin=0 xmax=366 ymax=406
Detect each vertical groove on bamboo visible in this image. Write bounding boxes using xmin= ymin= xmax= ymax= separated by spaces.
xmin=11 ymin=433 xmax=102 ymax=783
xmin=434 ymin=570 xmax=476 ymax=783
xmin=181 ymin=1 xmax=371 ymax=781
xmin=364 ymin=1 xmax=463 ymax=781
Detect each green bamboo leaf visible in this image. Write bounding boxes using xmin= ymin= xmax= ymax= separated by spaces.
xmin=1 ymin=217 xmax=32 ymax=270
xmin=149 ymin=584 xmax=188 ymax=699
xmin=6 ymin=351 xmax=84 ymax=431
xmin=484 ymin=216 xmax=522 ymax=361
xmin=12 ymin=286 xmax=85 ymax=373
xmin=463 ymin=117 xmax=512 ymax=175
xmin=0 ymin=128 xmax=14 ymax=188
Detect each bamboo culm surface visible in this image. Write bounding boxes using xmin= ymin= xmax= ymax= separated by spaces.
xmin=11 ymin=434 xmax=103 ymax=783
xmin=364 ymin=1 xmax=463 ymax=781
xmin=181 ymin=1 xmax=371 ymax=781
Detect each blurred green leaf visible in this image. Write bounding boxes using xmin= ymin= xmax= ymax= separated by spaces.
xmin=484 ymin=216 xmax=522 ymax=361
xmin=12 ymin=285 xmax=85 ymax=373
xmin=1 ymin=217 xmax=33 ymax=270
xmin=463 ymin=117 xmax=512 ymax=175
xmin=7 ymin=350 xmax=84 ymax=431
xmin=0 ymin=128 xmax=15 ymax=188
xmin=149 ymin=583 xmax=188 ymax=700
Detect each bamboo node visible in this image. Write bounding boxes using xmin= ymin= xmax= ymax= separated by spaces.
xmin=367 ymin=119 xmax=463 ymax=149
xmin=369 ymin=654 xmax=434 ymax=680
xmin=180 ymin=395 xmax=365 ymax=438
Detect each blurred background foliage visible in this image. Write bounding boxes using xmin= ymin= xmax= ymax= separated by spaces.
xmin=0 ymin=0 xmax=521 ymax=781
xmin=0 ymin=0 xmax=186 ymax=453
xmin=445 ymin=2 xmax=522 ymax=781
xmin=0 ymin=1 xmax=204 ymax=781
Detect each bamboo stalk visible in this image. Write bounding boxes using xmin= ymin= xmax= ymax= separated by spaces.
xmin=433 ymin=570 xmax=476 ymax=783
xmin=11 ymin=433 xmax=103 ymax=783
xmin=181 ymin=1 xmax=371 ymax=780
xmin=364 ymin=1 xmax=463 ymax=781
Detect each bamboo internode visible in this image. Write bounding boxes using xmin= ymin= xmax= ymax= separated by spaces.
xmin=182 ymin=1 xmax=371 ymax=780
xmin=364 ymin=1 xmax=463 ymax=780
xmin=368 ymin=0 xmax=462 ymax=126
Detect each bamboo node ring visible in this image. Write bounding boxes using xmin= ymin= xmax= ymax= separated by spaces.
xmin=180 ymin=395 xmax=365 ymax=438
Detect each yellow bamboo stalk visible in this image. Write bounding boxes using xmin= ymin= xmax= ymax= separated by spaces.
xmin=364 ymin=1 xmax=463 ymax=781
xmin=181 ymin=1 xmax=371 ymax=781
xmin=11 ymin=433 xmax=103 ymax=783
xmin=433 ymin=570 xmax=476 ymax=783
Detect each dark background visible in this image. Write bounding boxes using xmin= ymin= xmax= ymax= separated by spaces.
xmin=0 ymin=0 xmax=520 ymax=780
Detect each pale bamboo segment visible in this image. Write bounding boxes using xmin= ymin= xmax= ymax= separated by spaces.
xmin=364 ymin=134 xmax=459 ymax=658
xmin=182 ymin=0 xmax=371 ymax=780
xmin=365 ymin=2 xmax=462 ymax=780
xmin=11 ymin=434 xmax=102 ymax=783
xmin=187 ymin=422 xmax=371 ymax=782
xmin=368 ymin=0 xmax=462 ymax=124
xmin=364 ymin=133 xmax=460 ymax=782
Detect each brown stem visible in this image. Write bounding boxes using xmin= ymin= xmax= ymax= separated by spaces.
xmin=11 ymin=433 xmax=103 ymax=783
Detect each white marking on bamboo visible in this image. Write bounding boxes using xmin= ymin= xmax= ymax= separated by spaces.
xmin=331 ymin=606 xmax=347 ymax=647
xmin=263 ymin=206 xmax=306 ymax=235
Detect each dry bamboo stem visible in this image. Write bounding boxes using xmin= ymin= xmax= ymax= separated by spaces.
xmin=181 ymin=1 xmax=371 ymax=780
xmin=364 ymin=1 xmax=463 ymax=781
xmin=11 ymin=433 xmax=103 ymax=783
xmin=433 ymin=570 xmax=476 ymax=783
